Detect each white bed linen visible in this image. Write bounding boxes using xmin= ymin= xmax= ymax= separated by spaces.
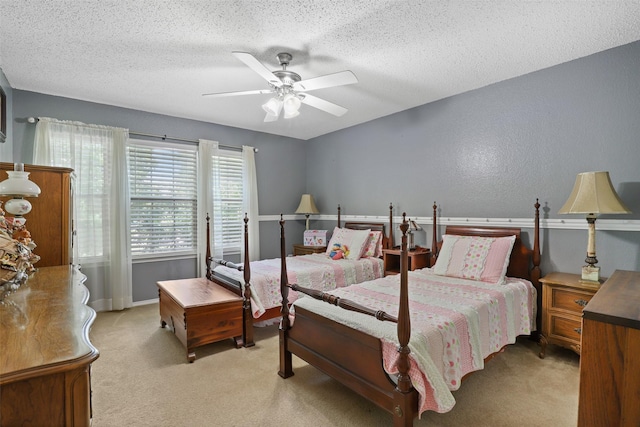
xmin=290 ymin=268 xmax=536 ymax=416
xmin=214 ymin=253 xmax=384 ymax=318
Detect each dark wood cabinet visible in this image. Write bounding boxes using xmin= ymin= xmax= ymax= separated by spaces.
xmin=1 ymin=163 xmax=73 ymax=267
xmin=578 ymin=270 xmax=640 ymax=426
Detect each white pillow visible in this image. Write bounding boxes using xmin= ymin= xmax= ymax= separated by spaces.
xmin=433 ymin=234 xmax=516 ymax=285
xmin=325 ymin=227 xmax=372 ymax=260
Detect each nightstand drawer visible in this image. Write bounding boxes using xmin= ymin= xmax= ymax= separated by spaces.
xmin=548 ymin=314 xmax=582 ymax=342
xmin=550 ymin=287 xmax=594 ymax=314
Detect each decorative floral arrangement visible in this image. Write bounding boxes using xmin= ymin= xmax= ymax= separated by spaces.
xmin=0 ymin=202 xmax=40 ymax=302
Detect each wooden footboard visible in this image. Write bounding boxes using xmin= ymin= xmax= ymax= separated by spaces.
xmin=282 ymin=305 xmax=418 ymax=417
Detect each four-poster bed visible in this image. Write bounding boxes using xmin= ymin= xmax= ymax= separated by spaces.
xmin=278 ymin=201 xmax=541 ymax=426
xmin=206 ymin=204 xmax=397 ymax=347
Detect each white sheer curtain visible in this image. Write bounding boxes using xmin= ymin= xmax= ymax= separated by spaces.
xmin=33 ymin=117 xmax=133 ymax=310
xmin=197 ymin=139 xmax=223 ymax=277
xmin=242 ymin=145 xmax=260 ymax=262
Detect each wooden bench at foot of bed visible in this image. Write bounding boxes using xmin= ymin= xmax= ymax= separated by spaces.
xmin=157 ymin=277 xmax=244 ymax=362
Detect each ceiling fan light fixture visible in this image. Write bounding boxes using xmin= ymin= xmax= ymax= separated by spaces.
xmin=283 ymin=93 xmax=301 ymax=119
xmin=262 ymin=97 xmax=282 ymax=116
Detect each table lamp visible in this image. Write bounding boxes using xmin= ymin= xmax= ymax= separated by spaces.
xmin=295 ymin=194 xmax=319 ymax=230
xmin=0 ymin=163 xmax=41 ymax=227
xmin=558 ymin=171 xmax=631 ymax=283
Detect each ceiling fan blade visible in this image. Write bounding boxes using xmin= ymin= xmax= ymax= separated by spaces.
xmin=232 ymin=51 xmax=283 ymax=88
xmin=293 ymin=70 xmax=358 ymax=92
xmin=299 ymin=94 xmax=348 ymax=117
xmin=202 ymin=89 xmax=273 ymax=98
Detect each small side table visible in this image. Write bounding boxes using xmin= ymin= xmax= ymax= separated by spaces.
xmin=293 ymin=244 xmax=327 ymax=256
xmin=538 ymin=272 xmax=601 ymax=359
xmin=382 ymin=248 xmax=431 ymax=275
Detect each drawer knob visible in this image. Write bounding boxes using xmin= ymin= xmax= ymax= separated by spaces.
xmin=574 ymin=299 xmax=588 ymax=307
xmin=574 ymin=327 xmax=582 ymax=334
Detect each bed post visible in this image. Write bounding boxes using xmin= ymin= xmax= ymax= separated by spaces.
xmin=431 ymin=202 xmax=438 ymax=264
xmin=242 ymin=213 xmax=255 ymax=348
xmin=337 ymin=204 xmax=341 ymax=228
xmin=532 ymin=199 xmax=542 ymax=339
xmin=205 ymin=214 xmax=212 ymax=279
xmin=393 ymin=213 xmax=418 ymax=426
xmin=278 ymin=215 xmax=294 ymax=378
xmin=389 ymin=203 xmax=394 ymax=248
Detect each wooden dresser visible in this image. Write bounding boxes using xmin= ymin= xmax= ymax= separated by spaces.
xmin=0 ymin=163 xmax=74 ymax=267
xmin=0 ymin=265 xmax=99 ymax=426
xmin=578 ymin=270 xmax=640 ymax=426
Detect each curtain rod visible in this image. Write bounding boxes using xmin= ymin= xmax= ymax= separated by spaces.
xmin=26 ymin=117 xmax=257 ymax=152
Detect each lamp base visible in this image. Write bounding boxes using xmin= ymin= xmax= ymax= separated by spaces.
xmin=580 ymin=265 xmax=601 ymax=284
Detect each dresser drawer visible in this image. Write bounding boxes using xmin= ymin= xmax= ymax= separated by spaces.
xmin=550 ymin=287 xmax=593 ymax=314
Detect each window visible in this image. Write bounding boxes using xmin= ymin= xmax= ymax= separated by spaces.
xmin=128 ymin=140 xmax=197 ymax=257
xmin=214 ymin=149 xmax=244 ymax=255
xmin=127 ymin=141 xmax=245 ymax=259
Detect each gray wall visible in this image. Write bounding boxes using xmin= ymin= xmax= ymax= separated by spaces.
xmin=306 ymin=41 xmax=640 ymax=277
xmin=7 ymin=40 xmax=640 ymax=304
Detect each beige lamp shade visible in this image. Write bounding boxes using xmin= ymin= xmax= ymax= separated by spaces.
xmin=295 ymin=194 xmax=319 ymax=230
xmin=295 ymin=194 xmax=320 ymax=215
xmin=558 ymin=171 xmax=630 ymax=215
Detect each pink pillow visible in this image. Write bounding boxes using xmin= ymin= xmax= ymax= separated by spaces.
xmin=325 ymin=227 xmax=372 ymax=260
xmin=362 ymin=230 xmax=383 ymax=258
xmin=433 ymin=234 xmax=516 ymax=284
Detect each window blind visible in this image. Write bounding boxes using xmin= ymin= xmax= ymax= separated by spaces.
xmin=128 ymin=141 xmax=198 ymax=256
xmin=215 ymin=150 xmax=244 ymax=254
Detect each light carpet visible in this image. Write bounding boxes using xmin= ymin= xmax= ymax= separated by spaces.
xmin=89 ymin=303 xmax=579 ymax=427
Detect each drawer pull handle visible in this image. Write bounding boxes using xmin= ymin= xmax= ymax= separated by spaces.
xmin=574 ymin=327 xmax=582 ymax=334
xmin=574 ymin=299 xmax=588 ymax=307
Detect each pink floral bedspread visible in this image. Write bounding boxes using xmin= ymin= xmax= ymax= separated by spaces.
xmin=213 ymin=253 xmax=384 ymax=318
xmin=291 ymin=269 xmax=536 ymax=416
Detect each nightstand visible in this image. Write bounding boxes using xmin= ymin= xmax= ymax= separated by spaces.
xmin=538 ymin=272 xmax=601 ymax=359
xmin=382 ymin=248 xmax=431 ymax=275
xmin=293 ymin=244 xmax=326 ymax=256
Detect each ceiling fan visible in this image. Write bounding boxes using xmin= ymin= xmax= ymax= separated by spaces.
xmin=203 ymin=52 xmax=358 ymax=122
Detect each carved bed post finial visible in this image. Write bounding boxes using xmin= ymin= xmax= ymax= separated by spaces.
xmin=337 ymin=204 xmax=341 ymax=228
xmin=432 ymin=202 xmax=438 ymax=263
xmin=205 ymin=213 xmax=212 ymax=280
xmin=279 ymin=214 xmax=294 ymax=378
xmin=396 ymin=213 xmax=412 ymax=396
xmin=242 ymin=213 xmax=254 ymax=347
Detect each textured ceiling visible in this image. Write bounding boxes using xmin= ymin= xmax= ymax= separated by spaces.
xmin=2 ymin=1 xmax=640 ymax=140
